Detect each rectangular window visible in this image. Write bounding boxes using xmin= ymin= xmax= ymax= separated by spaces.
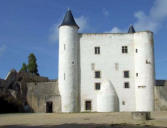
xmin=122 ymin=101 xmax=125 ymax=105
xmin=95 ymin=47 xmax=100 ymax=54
xmin=124 ymin=82 xmax=129 ymax=88
xmin=136 ymin=49 xmax=138 ymax=53
xmin=95 ymin=83 xmax=101 ymax=90
xmin=124 ymin=71 xmax=129 ymax=78
xmin=136 ymin=73 xmax=138 ymax=77
xmin=122 ymin=46 xmax=128 ymax=53
xmin=85 ymin=100 xmax=91 ymax=110
xmin=95 ymin=71 xmax=101 ymax=78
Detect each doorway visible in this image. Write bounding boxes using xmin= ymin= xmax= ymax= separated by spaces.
xmin=85 ymin=100 xmax=91 ymax=111
xmin=46 ymin=101 xmax=53 ymax=113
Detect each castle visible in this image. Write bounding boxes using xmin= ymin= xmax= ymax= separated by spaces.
xmin=58 ymin=10 xmax=155 ymax=112
xmin=0 ymin=9 xmax=158 ymax=113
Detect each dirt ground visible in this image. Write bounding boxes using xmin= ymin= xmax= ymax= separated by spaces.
xmin=0 ymin=112 xmax=167 ymax=128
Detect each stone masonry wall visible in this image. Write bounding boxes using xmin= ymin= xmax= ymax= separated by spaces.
xmin=154 ymin=80 xmax=167 ymax=111
xmin=26 ymin=81 xmax=61 ymax=113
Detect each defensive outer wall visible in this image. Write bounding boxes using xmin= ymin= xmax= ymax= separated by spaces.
xmin=26 ymin=80 xmax=167 ymax=112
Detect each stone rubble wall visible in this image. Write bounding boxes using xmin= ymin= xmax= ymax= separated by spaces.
xmin=26 ymin=81 xmax=61 ymax=112
xmin=154 ymin=80 xmax=167 ymax=111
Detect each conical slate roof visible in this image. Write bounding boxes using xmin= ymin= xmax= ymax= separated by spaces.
xmin=128 ymin=25 xmax=135 ymax=33
xmin=60 ymin=9 xmax=79 ymax=28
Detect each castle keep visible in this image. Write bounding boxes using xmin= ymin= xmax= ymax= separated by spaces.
xmin=58 ymin=10 xmax=155 ymax=112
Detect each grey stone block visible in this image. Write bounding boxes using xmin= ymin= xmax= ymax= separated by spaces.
xmin=131 ymin=112 xmax=151 ymax=120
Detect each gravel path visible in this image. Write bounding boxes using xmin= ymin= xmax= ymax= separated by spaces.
xmin=0 ymin=112 xmax=167 ymax=128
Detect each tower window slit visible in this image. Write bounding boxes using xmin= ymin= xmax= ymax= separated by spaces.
xmin=64 ymin=73 xmax=66 ymax=80
xmin=64 ymin=44 xmax=66 ymax=50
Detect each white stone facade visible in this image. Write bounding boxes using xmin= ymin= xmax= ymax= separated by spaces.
xmin=58 ymin=10 xmax=155 ymax=113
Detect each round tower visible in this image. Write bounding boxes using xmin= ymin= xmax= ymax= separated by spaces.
xmin=97 ymin=80 xmax=119 ymax=112
xmin=134 ymin=31 xmax=155 ymax=111
xmin=58 ymin=10 xmax=80 ymax=112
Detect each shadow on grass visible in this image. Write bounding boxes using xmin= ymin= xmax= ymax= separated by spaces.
xmin=0 ymin=124 xmax=165 ymax=128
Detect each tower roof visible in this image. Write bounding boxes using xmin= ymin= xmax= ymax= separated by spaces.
xmin=128 ymin=25 xmax=135 ymax=33
xmin=60 ymin=9 xmax=79 ymax=28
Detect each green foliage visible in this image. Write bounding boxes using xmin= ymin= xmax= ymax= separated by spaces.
xmin=20 ymin=63 xmax=27 ymax=72
xmin=27 ymin=53 xmax=39 ymax=76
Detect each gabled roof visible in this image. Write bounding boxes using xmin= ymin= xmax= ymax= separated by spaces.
xmin=128 ymin=25 xmax=135 ymax=33
xmin=60 ymin=9 xmax=79 ymax=28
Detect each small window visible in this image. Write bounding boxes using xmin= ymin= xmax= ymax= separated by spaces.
xmin=124 ymin=82 xmax=129 ymax=88
xmin=146 ymin=60 xmax=151 ymax=64
xmin=95 ymin=83 xmax=101 ymax=90
xmin=95 ymin=71 xmax=101 ymax=78
xmin=85 ymin=100 xmax=91 ymax=110
xmin=122 ymin=46 xmax=128 ymax=53
xmin=136 ymin=49 xmax=138 ymax=53
xmin=136 ymin=73 xmax=138 ymax=77
xmin=124 ymin=71 xmax=129 ymax=78
xmin=122 ymin=101 xmax=125 ymax=105
xmin=72 ymin=61 xmax=74 ymax=64
xmin=95 ymin=47 xmax=100 ymax=54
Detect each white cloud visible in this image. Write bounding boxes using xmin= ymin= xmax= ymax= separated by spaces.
xmin=105 ymin=27 xmax=123 ymax=33
xmin=49 ymin=16 xmax=89 ymax=43
xmin=105 ymin=0 xmax=167 ymax=33
xmin=0 ymin=45 xmax=6 ymax=57
xmin=134 ymin=0 xmax=167 ymax=32
xmin=103 ymin=8 xmax=109 ymax=17
xmin=49 ymin=23 xmax=60 ymax=43
xmin=75 ymin=16 xmax=88 ymax=32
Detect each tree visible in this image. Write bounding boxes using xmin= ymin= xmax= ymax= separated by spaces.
xmin=20 ymin=63 xmax=27 ymax=72
xmin=27 ymin=53 xmax=39 ymax=76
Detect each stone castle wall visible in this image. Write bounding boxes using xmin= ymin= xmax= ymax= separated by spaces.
xmin=154 ymin=80 xmax=167 ymax=111
xmin=26 ymin=81 xmax=61 ymax=113
xmin=26 ymin=80 xmax=167 ymax=113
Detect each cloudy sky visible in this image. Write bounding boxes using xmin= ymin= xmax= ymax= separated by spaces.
xmin=0 ymin=0 xmax=167 ymax=79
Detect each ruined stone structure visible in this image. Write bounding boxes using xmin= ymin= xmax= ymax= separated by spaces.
xmin=27 ymin=81 xmax=61 ymax=113
xmin=154 ymin=80 xmax=167 ymax=111
xmin=0 ymin=70 xmax=50 ymax=113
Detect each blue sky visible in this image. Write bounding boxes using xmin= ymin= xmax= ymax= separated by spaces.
xmin=0 ymin=0 xmax=167 ymax=79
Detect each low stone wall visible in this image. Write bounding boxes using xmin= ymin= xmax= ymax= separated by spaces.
xmin=26 ymin=81 xmax=61 ymax=113
xmin=26 ymin=80 xmax=167 ymax=113
xmin=154 ymin=80 xmax=167 ymax=111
